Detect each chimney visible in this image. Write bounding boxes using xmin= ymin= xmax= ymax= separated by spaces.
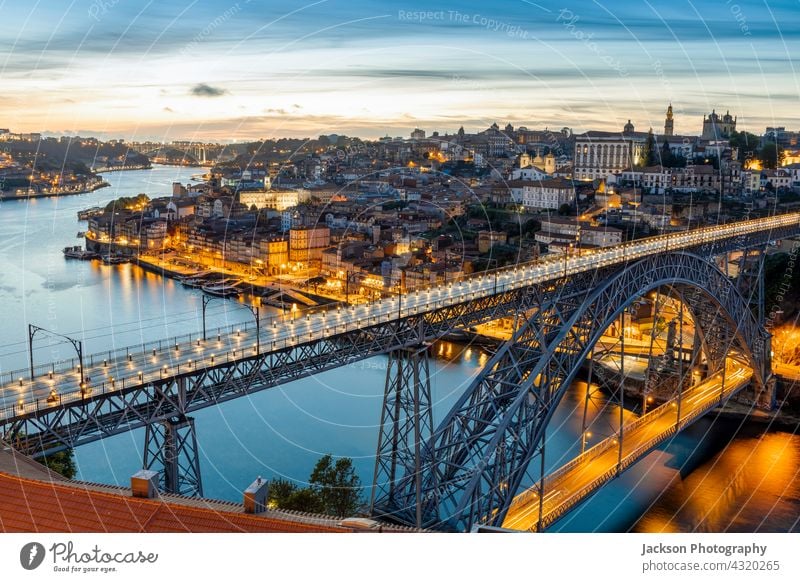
xmin=243 ymin=476 xmax=269 ymax=514
xmin=131 ymin=470 xmax=159 ymax=499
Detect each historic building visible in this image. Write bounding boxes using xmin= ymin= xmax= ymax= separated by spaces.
xmin=664 ymin=104 xmax=674 ymax=136
xmin=573 ymin=120 xmax=648 ymax=181
xmin=702 ymin=110 xmax=736 ymax=140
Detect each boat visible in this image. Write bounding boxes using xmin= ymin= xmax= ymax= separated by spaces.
xmin=63 ymin=246 xmax=98 ymax=260
xmin=176 ymin=269 xmax=215 ymax=283
xmin=181 ymin=272 xmax=226 ymax=288
xmin=101 ymin=254 xmax=128 ymax=264
xmin=181 ymin=277 xmax=208 ymax=288
xmin=202 ymin=278 xmax=242 ymax=298
xmin=77 ymin=207 xmax=104 ymax=220
xmin=76 ymin=231 xmax=86 ymax=238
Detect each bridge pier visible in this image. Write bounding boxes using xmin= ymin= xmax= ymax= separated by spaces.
xmin=732 ymin=248 xmax=775 ymax=409
xmin=370 ymin=344 xmax=434 ymax=528
xmin=142 ymin=415 xmax=203 ymax=497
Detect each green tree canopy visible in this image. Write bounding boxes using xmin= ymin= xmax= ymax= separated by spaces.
xmin=639 ymin=128 xmax=657 ymax=167
xmin=283 ymin=488 xmax=324 ymax=513
xmin=759 ymin=143 xmax=784 ymax=170
xmin=309 ymin=454 xmax=362 ymax=517
xmin=729 ymin=130 xmax=761 ymax=162
xmin=558 ymin=203 xmax=573 ymax=216
xmin=38 ymin=449 xmax=77 ymax=479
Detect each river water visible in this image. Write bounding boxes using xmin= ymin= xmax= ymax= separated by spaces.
xmin=0 ymin=166 xmax=797 ymax=532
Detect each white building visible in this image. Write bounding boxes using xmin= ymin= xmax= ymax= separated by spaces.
xmin=573 ymin=122 xmax=649 ymax=181
xmin=238 ymin=189 xmax=310 ymax=211
xmin=518 ymin=178 xmax=576 ymax=210
xmin=761 ymin=169 xmax=793 ymax=190
xmin=510 ymin=165 xmax=550 ymax=181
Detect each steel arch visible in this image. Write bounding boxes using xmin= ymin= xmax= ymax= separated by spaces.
xmin=400 ymin=251 xmax=765 ymax=531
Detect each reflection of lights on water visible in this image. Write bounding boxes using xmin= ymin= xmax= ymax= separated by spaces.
xmin=638 ymin=431 xmax=800 ymax=533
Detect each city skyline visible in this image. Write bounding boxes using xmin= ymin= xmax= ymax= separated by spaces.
xmin=1 ymin=0 xmax=798 ymax=141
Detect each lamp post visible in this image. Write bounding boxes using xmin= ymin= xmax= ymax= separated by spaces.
xmin=564 ymin=243 xmax=573 ymax=277
xmin=201 ymin=295 xmax=261 ymax=354
xmin=28 ymin=325 xmax=84 ymax=386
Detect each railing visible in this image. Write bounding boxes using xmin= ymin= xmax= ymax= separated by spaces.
xmin=525 ymin=372 xmax=753 ymax=531
xmin=1 ymin=213 xmax=797 ymax=423
xmin=511 ymin=373 xmax=727 ymax=511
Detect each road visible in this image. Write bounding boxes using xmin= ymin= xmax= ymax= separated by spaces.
xmin=502 ymin=363 xmax=753 ymax=531
xmin=0 ymin=213 xmax=795 ymax=421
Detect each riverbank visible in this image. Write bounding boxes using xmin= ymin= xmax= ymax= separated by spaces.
xmin=718 ymin=399 xmax=800 ymax=430
xmin=132 ymin=253 xmax=339 ymax=307
xmin=92 ymin=164 xmax=152 ymax=173
xmin=0 ymin=180 xmax=108 ymax=201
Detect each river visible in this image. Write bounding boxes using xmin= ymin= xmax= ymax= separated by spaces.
xmin=0 ymin=165 xmax=797 ymax=532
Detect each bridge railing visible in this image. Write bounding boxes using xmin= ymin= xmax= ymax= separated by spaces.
xmin=536 ymin=424 xmax=680 ymax=530
xmin=510 ymin=381 xmax=690 ymax=511
xmin=0 ymin=317 xmax=260 ymax=387
xmin=1 ymin=213 xmax=796 ymax=415
xmin=530 ymin=374 xmax=753 ymax=530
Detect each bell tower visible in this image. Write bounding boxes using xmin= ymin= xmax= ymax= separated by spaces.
xmin=664 ymin=103 xmax=674 ymax=136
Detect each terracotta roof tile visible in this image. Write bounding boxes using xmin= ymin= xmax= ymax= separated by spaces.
xmin=0 ymin=472 xmax=345 ymax=533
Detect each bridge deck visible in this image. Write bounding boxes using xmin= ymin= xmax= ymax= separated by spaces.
xmin=503 ymin=364 xmax=752 ymax=531
xmin=1 ymin=213 xmax=795 ymax=425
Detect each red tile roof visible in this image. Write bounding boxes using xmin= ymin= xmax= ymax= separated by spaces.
xmin=0 ymin=472 xmax=345 ymax=533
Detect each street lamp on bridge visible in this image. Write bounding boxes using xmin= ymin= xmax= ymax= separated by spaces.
xmin=201 ymin=295 xmax=261 ymax=354
xmin=27 ymin=324 xmax=84 ymax=387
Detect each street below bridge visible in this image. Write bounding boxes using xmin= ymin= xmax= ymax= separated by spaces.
xmin=503 ymin=362 xmax=753 ymax=531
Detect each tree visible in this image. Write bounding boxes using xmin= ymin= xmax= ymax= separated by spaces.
xmin=558 ymin=203 xmax=572 ymax=216
xmin=309 ymin=454 xmax=362 ymax=517
xmin=759 ymin=143 xmax=784 ymax=170
xmin=38 ymin=449 xmax=77 ymax=479
xmin=659 ymin=139 xmax=672 ymax=166
xmin=640 ymin=128 xmax=657 ymax=167
xmin=284 ymin=488 xmax=324 ymax=512
xmin=268 ymin=478 xmax=299 ymax=508
xmin=521 ymin=218 xmax=540 ymax=235
xmin=729 ymin=130 xmax=760 ymax=162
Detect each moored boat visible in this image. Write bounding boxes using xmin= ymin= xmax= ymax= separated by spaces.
xmin=101 ymin=254 xmax=128 ymax=264
xmin=63 ymin=246 xmax=99 ymax=260
xmin=202 ymin=278 xmax=242 ymax=298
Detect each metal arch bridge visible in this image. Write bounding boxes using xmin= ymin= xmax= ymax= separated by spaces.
xmin=0 ymin=213 xmax=798 ymax=526
xmin=379 ymin=247 xmax=768 ymax=531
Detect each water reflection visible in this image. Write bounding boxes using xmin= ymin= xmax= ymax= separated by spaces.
xmin=635 ymin=427 xmax=800 ymax=533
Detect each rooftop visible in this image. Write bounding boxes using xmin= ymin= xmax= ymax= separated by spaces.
xmin=0 ymin=446 xmax=358 ymax=533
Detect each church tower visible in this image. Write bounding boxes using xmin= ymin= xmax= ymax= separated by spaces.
xmin=664 ymin=103 xmax=674 ymax=136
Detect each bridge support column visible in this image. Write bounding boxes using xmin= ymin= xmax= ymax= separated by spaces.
xmin=370 ymin=344 xmax=434 ymax=528
xmin=733 ymin=249 xmax=775 ymax=409
xmin=143 ymin=415 xmax=203 ymax=497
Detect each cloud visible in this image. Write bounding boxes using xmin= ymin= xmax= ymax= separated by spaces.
xmin=163 ymin=106 xmax=174 ymax=113
xmin=190 ymin=83 xmax=227 ymax=97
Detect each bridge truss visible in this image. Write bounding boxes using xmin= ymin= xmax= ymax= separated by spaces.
xmin=0 ymin=219 xmax=793 ymax=513
xmin=383 ymin=250 xmax=770 ymax=531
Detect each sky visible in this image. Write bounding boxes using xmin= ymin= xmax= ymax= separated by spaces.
xmin=0 ymin=0 xmax=798 ymax=141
